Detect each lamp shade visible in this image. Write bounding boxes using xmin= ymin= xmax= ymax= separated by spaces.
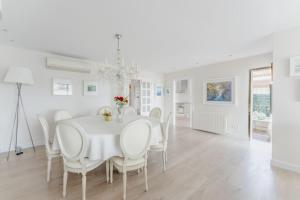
xmin=4 ymin=67 xmax=34 ymax=85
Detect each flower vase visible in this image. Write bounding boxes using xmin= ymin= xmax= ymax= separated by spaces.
xmin=117 ymin=104 xmax=123 ymax=122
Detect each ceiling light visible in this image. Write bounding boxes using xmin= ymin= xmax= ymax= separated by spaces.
xmin=99 ymin=33 xmax=140 ymax=86
xmin=2 ymin=28 xmax=7 ymax=32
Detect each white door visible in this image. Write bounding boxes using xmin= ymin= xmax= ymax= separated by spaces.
xmin=141 ymin=81 xmax=152 ymax=116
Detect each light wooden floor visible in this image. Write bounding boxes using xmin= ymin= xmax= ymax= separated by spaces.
xmin=1 ymin=126 xmax=300 ymax=200
xmin=176 ymin=116 xmax=190 ymax=128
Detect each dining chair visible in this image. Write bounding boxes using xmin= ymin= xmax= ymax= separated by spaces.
xmin=122 ymin=106 xmax=137 ymax=117
xmin=56 ymin=121 xmax=108 ymax=200
xmin=97 ymin=106 xmax=113 ymax=115
xmin=38 ymin=115 xmax=60 ymax=182
xmin=149 ymin=113 xmax=171 ymax=172
xmin=110 ymin=119 xmax=152 ymax=200
xmin=54 ymin=110 xmax=72 ymax=122
xmin=149 ymin=107 xmax=162 ymax=121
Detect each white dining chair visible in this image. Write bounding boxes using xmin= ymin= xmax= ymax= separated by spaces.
xmin=38 ymin=115 xmax=60 ymax=182
xmin=149 ymin=107 xmax=162 ymax=121
xmin=56 ymin=121 xmax=108 ymax=200
xmin=54 ymin=110 xmax=72 ymax=122
xmin=122 ymin=106 xmax=137 ymax=117
xmin=149 ymin=113 xmax=171 ymax=172
xmin=110 ymin=119 xmax=152 ymax=200
xmin=97 ymin=106 xmax=113 ymax=115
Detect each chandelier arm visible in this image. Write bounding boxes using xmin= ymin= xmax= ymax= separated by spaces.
xmin=100 ymin=33 xmax=139 ymax=82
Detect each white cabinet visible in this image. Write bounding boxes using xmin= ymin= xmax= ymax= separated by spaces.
xmin=176 ymin=80 xmax=188 ymax=93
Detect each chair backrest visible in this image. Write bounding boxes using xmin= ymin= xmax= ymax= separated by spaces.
xmin=38 ymin=115 xmax=52 ymax=154
xmin=56 ymin=121 xmax=88 ymax=162
xmin=162 ymin=113 xmax=171 ymax=150
xmin=97 ymin=106 xmax=113 ymax=115
xmin=122 ymin=106 xmax=137 ymax=117
xmin=149 ymin=107 xmax=162 ymax=121
xmin=54 ymin=110 xmax=72 ymax=123
xmin=120 ymin=119 xmax=152 ymax=160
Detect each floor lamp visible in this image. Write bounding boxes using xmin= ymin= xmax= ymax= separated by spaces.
xmin=4 ymin=67 xmax=36 ymax=161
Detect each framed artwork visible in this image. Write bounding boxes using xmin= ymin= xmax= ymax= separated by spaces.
xmin=203 ymin=77 xmax=236 ymax=105
xmin=165 ymin=88 xmax=171 ymax=95
xmin=156 ymin=86 xmax=162 ymax=96
xmin=290 ymin=56 xmax=300 ymax=76
xmin=83 ymin=81 xmax=98 ymax=96
xmin=53 ymin=78 xmax=72 ymax=96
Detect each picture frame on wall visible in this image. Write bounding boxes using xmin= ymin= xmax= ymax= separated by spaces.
xmin=203 ymin=77 xmax=236 ymax=105
xmin=53 ymin=78 xmax=73 ymax=96
xmin=83 ymin=80 xmax=98 ymax=96
xmin=290 ymin=56 xmax=300 ymax=76
xmin=156 ymin=86 xmax=162 ymax=96
xmin=165 ymin=87 xmax=171 ymax=95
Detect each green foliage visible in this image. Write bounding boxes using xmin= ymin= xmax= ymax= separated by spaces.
xmin=253 ymin=94 xmax=271 ymax=117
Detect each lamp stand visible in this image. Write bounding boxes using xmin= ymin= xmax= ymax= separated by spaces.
xmin=7 ymin=83 xmax=36 ymax=161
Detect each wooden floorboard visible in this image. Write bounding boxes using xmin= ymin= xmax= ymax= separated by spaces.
xmin=1 ymin=126 xmax=300 ymax=200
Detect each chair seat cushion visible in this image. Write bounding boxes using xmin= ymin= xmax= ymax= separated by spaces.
xmin=150 ymin=143 xmax=164 ymax=151
xmin=65 ymin=158 xmax=102 ymax=170
xmin=112 ymin=156 xmax=145 ymax=168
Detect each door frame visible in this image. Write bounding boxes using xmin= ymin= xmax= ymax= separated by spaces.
xmin=248 ymin=65 xmax=273 ymax=139
xmin=172 ymin=78 xmax=193 ymax=128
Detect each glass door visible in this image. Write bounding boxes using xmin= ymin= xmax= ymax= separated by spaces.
xmin=141 ymin=81 xmax=152 ymax=116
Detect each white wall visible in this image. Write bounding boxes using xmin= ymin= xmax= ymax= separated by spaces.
xmin=0 ymin=45 xmax=164 ymax=153
xmin=165 ymin=53 xmax=273 ymax=139
xmin=272 ymin=26 xmax=300 ymax=172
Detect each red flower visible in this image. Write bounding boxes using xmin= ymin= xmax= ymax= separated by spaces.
xmin=114 ymin=96 xmax=128 ymax=104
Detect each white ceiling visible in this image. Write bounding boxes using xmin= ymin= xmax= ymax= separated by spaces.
xmin=1 ymin=0 xmax=300 ymax=73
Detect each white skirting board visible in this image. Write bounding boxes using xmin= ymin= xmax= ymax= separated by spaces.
xmin=271 ymin=159 xmax=300 ymax=174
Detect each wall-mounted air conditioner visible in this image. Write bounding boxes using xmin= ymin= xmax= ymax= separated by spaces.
xmin=46 ymin=57 xmax=91 ymax=73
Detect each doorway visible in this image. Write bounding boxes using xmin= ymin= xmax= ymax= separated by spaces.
xmin=173 ymin=79 xmax=193 ymax=128
xmin=249 ymin=66 xmax=273 ymax=142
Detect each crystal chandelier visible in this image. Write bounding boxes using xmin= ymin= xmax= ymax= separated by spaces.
xmin=99 ymin=34 xmax=140 ymax=86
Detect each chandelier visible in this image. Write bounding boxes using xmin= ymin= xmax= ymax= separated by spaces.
xmin=99 ymin=34 xmax=140 ymax=85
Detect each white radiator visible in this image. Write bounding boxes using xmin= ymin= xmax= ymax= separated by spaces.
xmin=196 ymin=112 xmax=228 ymax=135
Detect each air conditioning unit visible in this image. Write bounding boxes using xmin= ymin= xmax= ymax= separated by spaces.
xmin=46 ymin=57 xmax=91 ymax=73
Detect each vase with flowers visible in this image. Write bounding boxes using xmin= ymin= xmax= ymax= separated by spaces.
xmin=114 ymin=96 xmax=128 ymax=121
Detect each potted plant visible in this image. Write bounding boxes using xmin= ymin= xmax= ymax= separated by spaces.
xmin=102 ymin=110 xmax=112 ymax=122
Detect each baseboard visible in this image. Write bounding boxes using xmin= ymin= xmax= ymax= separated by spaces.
xmin=193 ymin=129 xmax=249 ymax=141
xmin=271 ymin=159 xmax=300 ymax=174
xmin=0 ymin=145 xmax=44 ymax=156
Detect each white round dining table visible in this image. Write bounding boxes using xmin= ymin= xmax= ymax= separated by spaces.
xmin=52 ymin=115 xmax=162 ymax=161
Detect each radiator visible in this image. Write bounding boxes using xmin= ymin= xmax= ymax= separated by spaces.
xmin=196 ymin=112 xmax=228 ymax=135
